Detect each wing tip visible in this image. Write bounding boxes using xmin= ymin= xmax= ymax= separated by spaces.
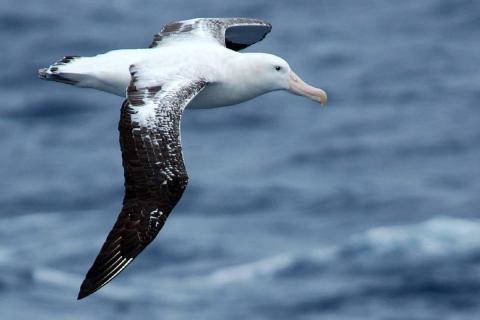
xmin=77 ymin=257 xmax=135 ymax=300
xmin=77 ymin=278 xmax=100 ymax=300
xmin=77 ymin=289 xmax=89 ymax=300
xmin=77 ymin=285 xmax=91 ymax=300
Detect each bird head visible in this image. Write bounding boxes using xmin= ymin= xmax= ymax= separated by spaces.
xmin=252 ymin=53 xmax=327 ymax=105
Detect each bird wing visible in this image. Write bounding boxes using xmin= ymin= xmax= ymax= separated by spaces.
xmin=77 ymin=65 xmax=207 ymax=300
xmin=149 ymin=17 xmax=272 ymax=51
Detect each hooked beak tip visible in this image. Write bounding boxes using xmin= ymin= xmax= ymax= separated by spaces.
xmin=317 ymin=90 xmax=328 ymax=106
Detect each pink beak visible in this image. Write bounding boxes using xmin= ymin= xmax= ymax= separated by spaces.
xmin=288 ymin=71 xmax=328 ymax=105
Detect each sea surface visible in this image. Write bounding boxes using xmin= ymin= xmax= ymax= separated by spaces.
xmin=1 ymin=0 xmax=479 ymax=319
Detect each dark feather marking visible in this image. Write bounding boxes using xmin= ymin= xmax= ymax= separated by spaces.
xmin=147 ymin=85 xmax=162 ymax=97
xmin=225 ymin=40 xmax=250 ymax=51
xmin=43 ymin=73 xmax=78 ymax=85
xmin=61 ymin=55 xmax=80 ymax=63
xmin=163 ymin=21 xmax=193 ymax=33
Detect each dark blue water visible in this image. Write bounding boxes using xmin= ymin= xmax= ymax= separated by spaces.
xmin=1 ymin=0 xmax=480 ymax=319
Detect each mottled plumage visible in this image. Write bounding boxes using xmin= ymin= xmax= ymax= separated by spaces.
xmin=77 ymin=67 xmax=207 ymax=299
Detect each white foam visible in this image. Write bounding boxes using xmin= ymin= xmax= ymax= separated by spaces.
xmin=206 ymin=217 xmax=480 ymax=285
xmin=208 ymin=254 xmax=293 ymax=285
xmin=33 ymin=267 xmax=82 ymax=289
xmin=348 ymin=216 xmax=480 ymax=258
xmin=32 ymin=267 xmax=137 ymax=301
xmin=207 ymin=247 xmax=339 ymax=285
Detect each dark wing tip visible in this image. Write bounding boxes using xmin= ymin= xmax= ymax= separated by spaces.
xmin=77 ymin=278 xmax=95 ymax=300
xmin=77 ymin=252 xmax=134 ymax=300
xmin=224 ymin=22 xmax=272 ymax=51
xmin=77 ymin=285 xmax=90 ymax=300
xmin=77 ymin=277 xmax=104 ymax=300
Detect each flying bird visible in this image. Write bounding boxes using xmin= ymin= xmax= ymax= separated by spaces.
xmin=38 ymin=17 xmax=327 ymax=300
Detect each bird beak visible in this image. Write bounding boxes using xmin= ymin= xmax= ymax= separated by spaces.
xmin=288 ymin=71 xmax=327 ymax=105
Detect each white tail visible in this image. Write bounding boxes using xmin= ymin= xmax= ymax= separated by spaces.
xmin=38 ymin=56 xmax=83 ymax=85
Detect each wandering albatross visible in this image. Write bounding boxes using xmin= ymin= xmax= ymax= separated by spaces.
xmin=38 ymin=17 xmax=328 ymax=300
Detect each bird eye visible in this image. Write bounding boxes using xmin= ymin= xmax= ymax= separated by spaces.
xmin=275 ymin=66 xmax=281 ymax=71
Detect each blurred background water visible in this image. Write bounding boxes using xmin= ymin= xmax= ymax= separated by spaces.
xmin=0 ymin=0 xmax=479 ymax=319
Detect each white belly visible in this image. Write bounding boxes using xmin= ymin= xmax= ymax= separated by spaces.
xmin=188 ymin=81 xmax=266 ymax=109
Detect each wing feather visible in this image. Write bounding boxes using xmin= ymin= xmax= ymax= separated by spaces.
xmin=149 ymin=17 xmax=272 ymax=51
xmin=77 ymin=68 xmax=207 ymax=299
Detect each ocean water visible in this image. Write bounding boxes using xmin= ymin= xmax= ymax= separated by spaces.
xmin=1 ymin=0 xmax=479 ymax=319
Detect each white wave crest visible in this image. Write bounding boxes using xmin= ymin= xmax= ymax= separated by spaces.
xmin=347 ymin=216 xmax=480 ymax=259
xmin=207 ymin=216 xmax=480 ymax=285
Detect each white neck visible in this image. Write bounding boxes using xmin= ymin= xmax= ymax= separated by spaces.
xmin=188 ymin=53 xmax=274 ymax=109
xmin=225 ymin=53 xmax=278 ymax=99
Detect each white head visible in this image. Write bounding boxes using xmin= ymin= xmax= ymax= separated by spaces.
xmin=240 ymin=53 xmax=327 ymax=105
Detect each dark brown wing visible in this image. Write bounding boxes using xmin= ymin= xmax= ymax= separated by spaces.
xmin=149 ymin=17 xmax=272 ymax=51
xmin=77 ymin=73 xmax=207 ymax=300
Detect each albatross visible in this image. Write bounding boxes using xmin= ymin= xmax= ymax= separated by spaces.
xmin=38 ymin=17 xmax=328 ymax=300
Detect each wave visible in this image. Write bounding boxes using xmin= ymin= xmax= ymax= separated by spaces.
xmin=208 ymin=217 xmax=480 ymax=284
xmin=343 ymin=216 xmax=480 ymax=261
xmin=32 ymin=267 xmax=81 ymax=289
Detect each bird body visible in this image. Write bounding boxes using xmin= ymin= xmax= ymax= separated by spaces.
xmin=41 ymin=43 xmax=314 ymax=109
xmin=38 ymin=17 xmax=327 ymax=299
